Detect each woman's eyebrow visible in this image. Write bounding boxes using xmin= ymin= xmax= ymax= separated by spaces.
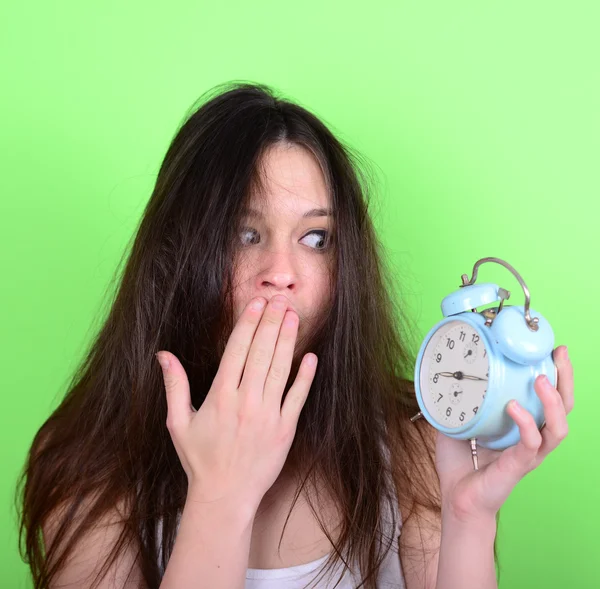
xmin=242 ymin=207 xmax=332 ymax=219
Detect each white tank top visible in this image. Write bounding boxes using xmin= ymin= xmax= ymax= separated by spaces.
xmin=157 ymin=444 xmax=406 ymax=588
xmin=244 ymin=487 xmax=405 ymax=589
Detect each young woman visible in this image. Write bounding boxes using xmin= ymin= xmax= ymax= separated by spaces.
xmin=17 ymin=81 xmax=574 ymax=589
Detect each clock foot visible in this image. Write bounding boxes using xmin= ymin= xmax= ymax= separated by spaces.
xmin=410 ymin=411 xmax=423 ymax=422
xmin=470 ymin=438 xmax=479 ymax=471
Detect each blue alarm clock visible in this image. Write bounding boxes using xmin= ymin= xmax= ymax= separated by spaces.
xmin=412 ymin=257 xmax=557 ymax=470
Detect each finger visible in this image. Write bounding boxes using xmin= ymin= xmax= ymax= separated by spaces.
xmin=280 ymin=353 xmax=318 ymax=425
xmin=263 ymin=309 xmax=299 ymax=406
xmin=553 ymin=345 xmax=574 ymax=414
xmin=468 ymin=401 xmax=542 ymax=515
xmin=156 ymin=351 xmax=194 ymax=431
xmin=534 ymin=373 xmax=569 ymax=459
xmin=492 ymin=400 xmax=543 ymax=481
xmin=239 ymin=295 xmax=288 ymax=401
xmin=215 ymin=297 xmax=267 ymax=392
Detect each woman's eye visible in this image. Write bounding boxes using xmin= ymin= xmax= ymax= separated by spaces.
xmin=301 ymin=230 xmax=329 ymax=250
xmin=239 ymin=227 xmax=260 ymax=246
xmin=238 ymin=228 xmax=329 ymax=251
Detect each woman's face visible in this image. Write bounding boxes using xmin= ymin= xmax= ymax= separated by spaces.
xmin=232 ymin=142 xmax=334 ymax=341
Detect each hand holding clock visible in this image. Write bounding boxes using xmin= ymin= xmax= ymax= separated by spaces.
xmin=433 ymin=345 xmax=574 ymax=523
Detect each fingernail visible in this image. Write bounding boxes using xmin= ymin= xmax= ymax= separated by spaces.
xmin=251 ymin=297 xmax=266 ymax=310
xmin=564 ymin=345 xmax=569 ymax=359
xmin=156 ymin=352 xmax=170 ymax=371
xmin=271 ymin=296 xmax=286 ymax=310
xmin=510 ymin=399 xmax=522 ymax=413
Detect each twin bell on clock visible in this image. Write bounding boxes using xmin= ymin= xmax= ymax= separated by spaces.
xmin=412 ymin=257 xmax=557 ymax=470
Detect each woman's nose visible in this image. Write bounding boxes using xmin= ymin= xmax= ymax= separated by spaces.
xmin=259 ymin=270 xmax=296 ymax=291
xmin=256 ymin=249 xmax=298 ymax=291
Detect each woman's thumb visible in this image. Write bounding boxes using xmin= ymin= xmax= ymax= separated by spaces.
xmin=156 ymin=351 xmax=194 ymax=428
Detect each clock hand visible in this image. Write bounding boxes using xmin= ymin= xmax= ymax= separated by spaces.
xmin=461 ymin=374 xmax=488 ymax=381
xmin=436 ymin=371 xmax=487 ymax=381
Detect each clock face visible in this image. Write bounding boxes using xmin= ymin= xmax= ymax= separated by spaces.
xmin=419 ymin=320 xmax=489 ymax=428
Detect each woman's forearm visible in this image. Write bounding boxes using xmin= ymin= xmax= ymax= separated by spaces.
xmin=436 ymin=506 xmax=498 ymax=589
xmin=159 ymin=488 xmax=256 ymax=589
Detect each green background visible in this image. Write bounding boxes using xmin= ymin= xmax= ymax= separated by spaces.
xmin=2 ymin=1 xmax=597 ymax=587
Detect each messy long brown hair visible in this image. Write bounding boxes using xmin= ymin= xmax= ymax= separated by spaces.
xmin=16 ymin=81 xmax=500 ymax=588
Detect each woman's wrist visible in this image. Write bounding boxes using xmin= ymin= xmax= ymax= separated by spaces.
xmin=186 ymin=483 xmax=260 ymax=526
xmin=441 ymin=495 xmax=498 ymax=531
